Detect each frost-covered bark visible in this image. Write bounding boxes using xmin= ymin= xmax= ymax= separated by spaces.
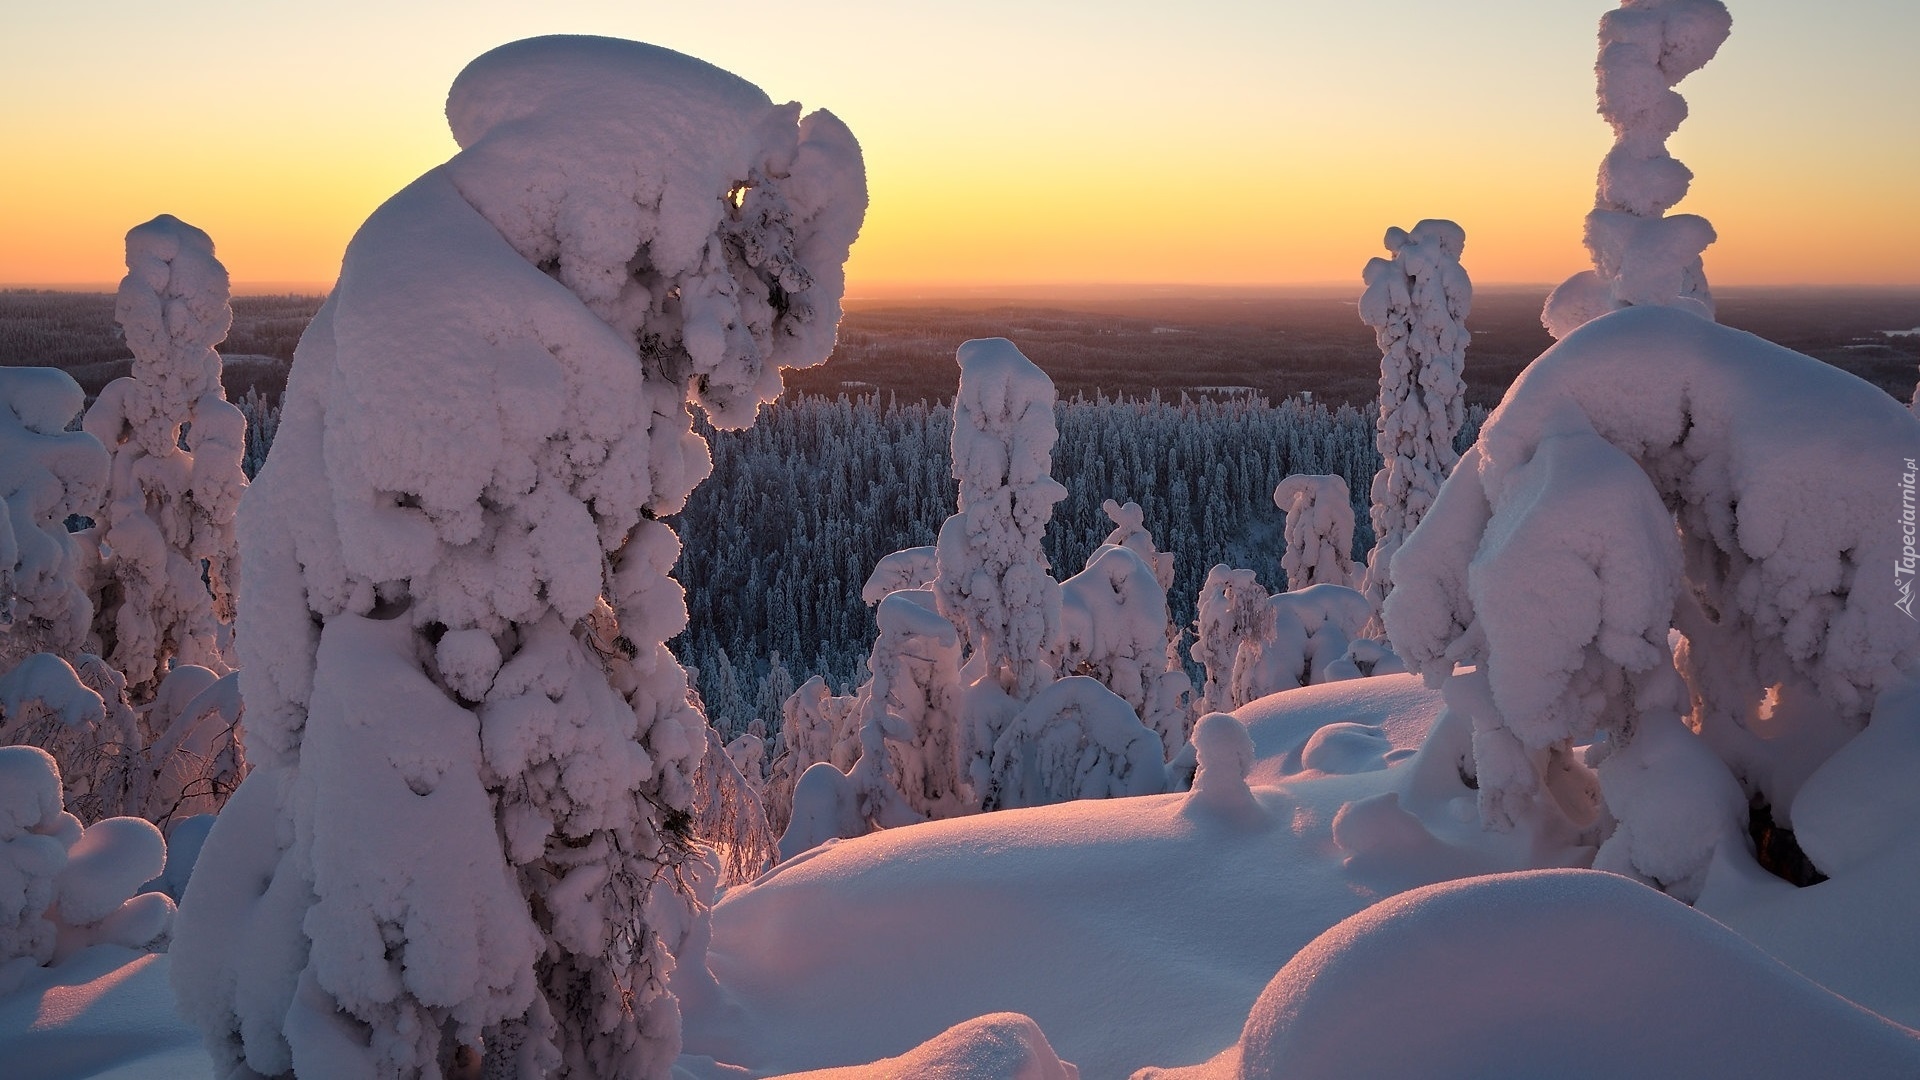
xmin=1359 ymin=221 xmax=1470 ymax=633
xmin=1387 ymin=307 xmax=1920 ymax=898
xmin=1543 ymin=0 xmax=1732 ymax=339
xmin=0 ymin=368 xmax=108 ymax=671
xmin=934 ymin=338 xmax=1067 ymax=703
xmin=170 ymin=36 xmax=863 ymax=1078
xmin=82 ymin=216 xmax=246 ymax=697
xmin=1274 ymin=474 xmax=1355 ymax=591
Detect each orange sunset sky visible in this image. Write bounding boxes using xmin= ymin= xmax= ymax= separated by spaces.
xmin=2 ymin=0 xmax=1914 ymax=294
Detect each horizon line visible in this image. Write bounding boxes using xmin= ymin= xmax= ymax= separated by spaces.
xmin=8 ymin=280 xmax=1920 ymax=298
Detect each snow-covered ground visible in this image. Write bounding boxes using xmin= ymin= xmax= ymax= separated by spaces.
xmin=15 ymin=672 xmax=1917 ymax=1078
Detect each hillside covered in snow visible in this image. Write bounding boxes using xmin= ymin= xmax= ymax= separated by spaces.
xmin=4 ymin=4 xmax=1920 ymax=1079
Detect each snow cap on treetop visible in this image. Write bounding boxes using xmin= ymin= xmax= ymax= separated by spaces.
xmin=443 ymin=34 xmax=867 ymax=427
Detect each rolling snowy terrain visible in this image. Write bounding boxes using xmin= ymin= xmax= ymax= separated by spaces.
xmin=4 ymin=3 xmax=1920 ymax=1079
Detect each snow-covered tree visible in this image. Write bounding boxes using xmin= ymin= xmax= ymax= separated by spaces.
xmin=765 ymin=674 xmax=859 ymax=836
xmin=1243 ymin=585 xmax=1374 ymax=701
xmin=1387 ymin=306 xmax=1920 ymax=898
xmin=0 ymin=368 xmax=108 ymax=672
xmin=980 ymin=676 xmax=1167 ymax=810
xmin=934 ymin=337 xmax=1068 ymax=704
xmin=1273 ymin=474 xmax=1355 ymax=590
xmin=1359 ymin=220 xmax=1471 ymax=633
xmin=82 ymin=215 xmax=247 ymax=698
xmin=1192 ymin=565 xmax=1272 ymax=714
xmin=1059 ymin=544 xmax=1191 ymax=759
xmin=1099 ymin=499 xmax=1174 ymax=592
xmin=171 ymin=36 xmax=864 ymax=1078
xmin=1543 ymin=0 xmax=1732 ymax=339
xmin=856 ymin=588 xmax=969 ymax=818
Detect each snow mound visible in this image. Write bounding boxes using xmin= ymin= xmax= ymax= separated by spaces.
xmin=1139 ymin=869 xmax=1920 ymax=1080
xmin=1237 ymin=673 xmax=1439 ymax=786
xmin=768 ymin=1013 xmax=1078 ymax=1080
xmin=684 ymin=675 xmax=1466 ymax=1079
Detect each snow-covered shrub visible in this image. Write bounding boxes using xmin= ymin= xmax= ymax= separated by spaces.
xmin=0 ymin=652 xmax=125 ymax=823
xmin=82 ymin=215 xmax=246 ymax=697
xmin=1059 ymin=544 xmax=1191 ymax=759
xmin=1543 ymin=0 xmax=1732 ymax=339
xmin=0 ymin=653 xmax=243 ymax=829
xmin=934 ymin=338 xmax=1067 ymax=704
xmin=1273 ymin=474 xmax=1355 ymax=590
xmin=980 ymin=676 xmax=1167 ymax=811
xmin=171 ymin=36 xmax=864 ymax=1078
xmin=765 ymin=675 xmax=859 ymax=834
xmin=1192 ymin=565 xmax=1272 ymax=714
xmin=0 ymin=745 xmax=173 ymax=994
xmin=123 ymin=664 xmax=245 ymax=829
xmin=1245 ymin=584 xmax=1374 ymax=699
xmin=0 ymin=367 xmax=108 ymax=671
xmin=1183 ymin=711 xmax=1263 ymax=826
xmin=1359 ymin=220 xmax=1471 ymax=632
xmin=1387 ymin=307 xmax=1920 ymax=895
xmin=775 ymin=721 xmax=926 ymax=860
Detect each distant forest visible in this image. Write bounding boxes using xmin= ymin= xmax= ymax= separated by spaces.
xmin=5 ymin=283 xmax=1917 ymax=732
xmin=7 ymin=285 xmax=1916 ymax=408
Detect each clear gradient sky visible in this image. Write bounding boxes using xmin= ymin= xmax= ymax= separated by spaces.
xmin=2 ymin=1 xmax=1914 ymax=292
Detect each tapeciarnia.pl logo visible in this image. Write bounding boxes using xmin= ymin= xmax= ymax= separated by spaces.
xmin=1900 ymin=458 xmax=1918 ymax=620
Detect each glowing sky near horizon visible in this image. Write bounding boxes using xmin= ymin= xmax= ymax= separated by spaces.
xmin=1 ymin=0 xmax=1914 ymax=291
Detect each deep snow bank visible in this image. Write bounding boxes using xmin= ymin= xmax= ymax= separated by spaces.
xmin=1137 ymin=869 xmax=1920 ymax=1080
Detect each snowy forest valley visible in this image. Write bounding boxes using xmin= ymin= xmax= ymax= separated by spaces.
xmin=5 ymin=7 xmax=1920 ymax=1080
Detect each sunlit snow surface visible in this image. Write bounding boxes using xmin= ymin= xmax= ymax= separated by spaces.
xmin=8 ymin=674 xmax=1920 ymax=1078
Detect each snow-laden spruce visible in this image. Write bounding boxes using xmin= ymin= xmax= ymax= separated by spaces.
xmin=934 ymin=338 xmax=1068 ymax=705
xmin=1358 ymin=221 xmax=1470 ymax=633
xmin=170 ymin=36 xmax=864 ymax=1079
xmin=82 ymin=216 xmax=246 ymax=697
xmin=1543 ymin=0 xmax=1732 ymax=339
xmin=1386 ymin=306 xmax=1920 ymax=897
xmin=1273 ymin=474 xmax=1355 ymax=590
xmin=0 ymin=368 xmax=107 ymax=671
